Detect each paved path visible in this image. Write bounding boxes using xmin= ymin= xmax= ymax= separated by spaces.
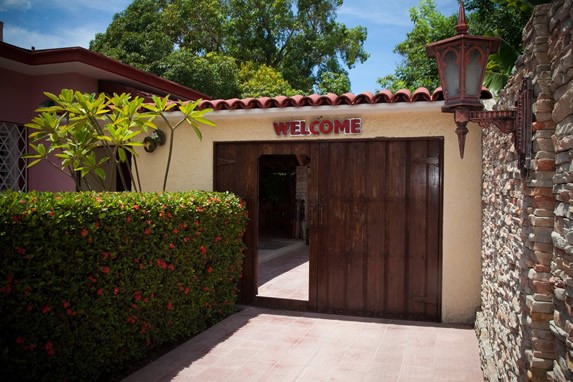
xmin=123 ymin=307 xmax=484 ymax=382
xmin=258 ymin=243 xmax=309 ymax=301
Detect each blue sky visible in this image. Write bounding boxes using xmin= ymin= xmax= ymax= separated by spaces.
xmin=0 ymin=0 xmax=459 ymax=94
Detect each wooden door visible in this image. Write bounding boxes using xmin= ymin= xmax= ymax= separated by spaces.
xmin=214 ymin=142 xmax=260 ymax=304
xmin=310 ymin=139 xmax=442 ymax=321
xmin=214 ymin=141 xmax=313 ymax=305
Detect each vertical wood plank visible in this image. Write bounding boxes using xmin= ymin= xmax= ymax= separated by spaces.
xmin=326 ymin=142 xmax=347 ymax=311
xmin=365 ymin=141 xmax=387 ymax=313
xmin=426 ymin=139 xmax=443 ymax=320
xmin=385 ymin=141 xmax=407 ymax=315
xmin=308 ymin=142 xmax=320 ymax=309
xmin=406 ymin=140 xmax=430 ymax=318
xmin=315 ymin=142 xmax=330 ymax=310
xmin=345 ymin=141 xmax=366 ymax=312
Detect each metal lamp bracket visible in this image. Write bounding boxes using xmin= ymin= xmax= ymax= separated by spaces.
xmin=454 ymin=77 xmax=532 ymax=177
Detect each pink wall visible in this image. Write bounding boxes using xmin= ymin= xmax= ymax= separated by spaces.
xmin=0 ymin=68 xmax=99 ymax=191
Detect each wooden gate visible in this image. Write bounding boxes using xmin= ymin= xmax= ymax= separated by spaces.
xmin=214 ymin=138 xmax=442 ymax=321
xmin=310 ymin=139 xmax=442 ymax=321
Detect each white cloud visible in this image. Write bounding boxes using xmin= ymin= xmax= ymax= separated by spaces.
xmin=339 ymin=0 xmax=459 ymax=29
xmin=4 ymin=24 xmax=58 ymax=49
xmin=0 ymin=0 xmax=31 ymax=11
xmin=57 ymin=24 xmax=105 ymax=48
xmin=3 ymin=23 xmax=100 ymax=49
xmin=4 ymin=25 xmax=63 ymax=49
xmin=339 ymin=2 xmax=416 ymax=28
xmin=49 ymin=0 xmax=131 ymax=13
xmin=0 ymin=0 xmax=129 ymax=14
xmin=0 ymin=1 xmax=131 ymax=49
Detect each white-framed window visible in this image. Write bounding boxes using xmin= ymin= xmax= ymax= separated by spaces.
xmin=0 ymin=122 xmax=27 ymax=191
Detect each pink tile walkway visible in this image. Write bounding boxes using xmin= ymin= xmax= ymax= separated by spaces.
xmin=123 ymin=307 xmax=484 ymax=382
xmin=258 ymin=244 xmax=309 ymax=301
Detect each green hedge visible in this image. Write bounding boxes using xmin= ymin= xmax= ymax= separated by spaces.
xmin=0 ymin=191 xmax=247 ymax=381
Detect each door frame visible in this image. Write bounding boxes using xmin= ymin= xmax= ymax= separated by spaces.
xmin=213 ymin=138 xmax=443 ymax=320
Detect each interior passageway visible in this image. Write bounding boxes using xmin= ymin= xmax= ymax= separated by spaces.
xmin=257 ymin=154 xmax=310 ymax=301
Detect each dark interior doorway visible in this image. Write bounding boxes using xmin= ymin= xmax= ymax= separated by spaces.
xmin=257 ymin=154 xmax=310 ymax=301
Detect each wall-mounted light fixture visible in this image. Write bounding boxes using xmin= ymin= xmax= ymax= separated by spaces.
xmin=143 ymin=129 xmax=166 ymax=153
xmin=426 ymin=0 xmax=532 ymax=176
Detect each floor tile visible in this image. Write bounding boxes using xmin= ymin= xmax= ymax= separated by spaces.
xmin=122 ymin=236 xmax=484 ymax=382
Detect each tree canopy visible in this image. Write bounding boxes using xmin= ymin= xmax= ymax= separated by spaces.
xmin=377 ymin=0 xmax=456 ymax=93
xmin=90 ymin=0 xmax=368 ymax=99
xmin=377 ymin=0 xmax=542 ymax=93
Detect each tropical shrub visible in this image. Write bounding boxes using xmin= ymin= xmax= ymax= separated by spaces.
xmin=0 ymin=191 xmax=247 ymax=381
xmin=25 ymin=90 xmax=214 ymax=192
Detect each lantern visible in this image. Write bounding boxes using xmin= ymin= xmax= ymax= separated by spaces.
xmin=425 ymin=0 xmax=532 ymax=175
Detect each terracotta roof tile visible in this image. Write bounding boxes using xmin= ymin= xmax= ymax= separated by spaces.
xmin=373 ymin=90 xmax=393 ymax=103
xmin=354 ymin=91 xmax=375 ymax=104
xmin=431 ymin=87 xmax=445 ymax=101
xmin=335 ymin=93 xmax=355 ymax=105
xmin=198 ymin=87 xmax=493 ymax=111
xmin=412 ymin=88 xmax=432 ymax=102
xmin=393 ymin=89 xmax=411 ymax=102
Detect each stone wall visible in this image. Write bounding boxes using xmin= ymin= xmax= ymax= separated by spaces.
xmin=477 ymin=1 xmax=573 ymax=380
xmin=547 ymin=0 xmax=573 ymax=379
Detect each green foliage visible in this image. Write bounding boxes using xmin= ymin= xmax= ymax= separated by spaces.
xmin=238 ymin=62 xmax=302 ymax=98
xmin=379 ymin=0 xmax=538 ymax=93
xmin=316 ymin=71 xmax=351 ymax=95
xmin=89 ymin=0 xmax=174 ymax=74
xmin=90 ymin=0 xmax=368 ymax=96
xmin=0 ymin=190 xmax=247 ymax=381
xmin=465 ymin=0 xmax=532 ymax=93
xmin=493 ymin=0 xmax=550 ymax=11
xmin=226 ymin=0 xmax=368 ymax=93
xmin=24 ymin=90 xmax=214 ymax=192
xmin=377 ymin=0 xmax=456 ymax=92
xmin=160 ymin=52 xmax=241 ymax=99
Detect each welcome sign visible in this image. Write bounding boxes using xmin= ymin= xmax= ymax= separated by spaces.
xmin=273 ymin=118 xmax=362 ymax=136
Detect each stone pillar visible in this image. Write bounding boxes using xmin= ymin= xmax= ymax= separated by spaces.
xmin=525 ymin=5 xmax=556 ymax=380
xmin=478 ymin=3 xmax=555 ymax=381
xmin=547 ymin=0 xmax=573 ymax=379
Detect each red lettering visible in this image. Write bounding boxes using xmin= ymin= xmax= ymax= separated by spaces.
xmin=274 ymin=119 xmax=361 ymax=136
xmin=290 ymin=121 xmax=301 ymax=135
xmin=300 ymin=121 xmax=310 ymax=135
xmin=310 ymin=120 xmax=320 ymax=135
xmin=351 ymin=118 xmax=362 ymax=134
xmin=319 ymin=120 xmax=333 ymax=134
xmin=273 ymin=122 xmax=290 ymax=136
xmin=334 ymin=120 xmax=350 ymax=134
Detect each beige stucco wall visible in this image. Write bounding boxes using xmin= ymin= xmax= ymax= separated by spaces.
xmin=136 ymin=102 xmax=482 ymax=323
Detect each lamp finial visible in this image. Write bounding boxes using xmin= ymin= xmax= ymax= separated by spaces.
xmin=456 ymin=0 xmax=469 ymax=35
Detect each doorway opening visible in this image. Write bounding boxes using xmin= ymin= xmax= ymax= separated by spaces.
xmin=257 ymin=154 xmax=310 ymax=301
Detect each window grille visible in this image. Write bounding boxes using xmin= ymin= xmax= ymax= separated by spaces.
xmin=0 ymin=122 xmax=27 ymax=191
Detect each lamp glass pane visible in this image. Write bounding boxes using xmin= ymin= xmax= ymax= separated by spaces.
xmin=443 ymin=50 xmax=460 ymax=97
xmin=465 ymin=49 xmax=483 ymax=96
